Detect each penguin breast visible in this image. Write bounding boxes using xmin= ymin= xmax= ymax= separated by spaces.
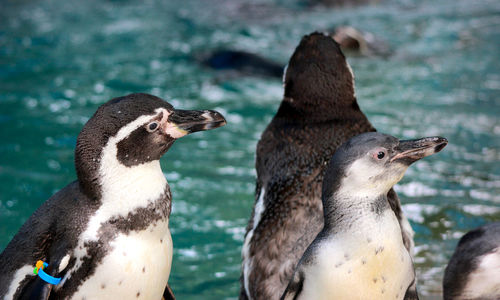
xmin=71 ymin=221 xmax=173 ymax=299
xmin=301 ymin=212 xmax=414 ymax=300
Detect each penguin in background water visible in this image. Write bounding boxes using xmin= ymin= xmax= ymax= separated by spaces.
xmin=330 ymin=26 xmax=392 ymax=57
xmin=201 ymin=50 xmax=285 ymax=78
xmin=443 ymin=222 xmax=500 ymax=300
xmin=240 ymin=32 xmax=416 ymax=300
xmin=200 ymin=27 xmax=390 ymax=81
xmin=281 ymin=132 xmax=448 ymax=300
xmin=0 ymin=93 xmax=226 ymax=299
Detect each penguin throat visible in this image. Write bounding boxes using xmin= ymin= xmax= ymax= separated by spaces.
xmin=72 ymin=146 xmax=169 ymax=251
xmin=99 ymin=144 xmax=167 ymax=211
xmin=323 ymin=194 xmax=390 ymax=232
xmin=97 ymin=110 xmax=169 ymax=211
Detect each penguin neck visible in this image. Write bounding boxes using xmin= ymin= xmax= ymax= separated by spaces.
xmin=275 ymin=95 xmax=365 ymax=124
xmin=322 ymin=191 xmax=392 ymax=235
xmin=98 ymin=141 xmax=168 ymax=210
xmin=76 ymin=148 xmax=168 ymax=204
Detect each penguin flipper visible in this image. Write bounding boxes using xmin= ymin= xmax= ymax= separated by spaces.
xmin=162 ymin=283 xmax=176 ymax=300
xmin=17 ymin=253 xmax=70 ymax=300
xmin=404 ymin=279 xmax=419 ymax=300
xmin=280 ymin=270 xmax=304 ymax=300
xmin=17 ymin=277 xmax=53 ymax=300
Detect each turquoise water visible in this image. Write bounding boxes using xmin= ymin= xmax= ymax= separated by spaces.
xmin=0 ymin=0 xmax=499 ymax=298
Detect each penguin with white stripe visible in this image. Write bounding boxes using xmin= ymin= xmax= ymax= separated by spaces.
xmin=281 ymin=132 xmax=448 ymax=300
xmin=0 ymin=93 xmax=226 ymax=299
xmin=240 ymin=32 xmax=416 ymax=300
xmin=443 ymin=222 xmax=500 ymax=300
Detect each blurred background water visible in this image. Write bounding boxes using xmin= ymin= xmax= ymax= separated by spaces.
xmin=0 ymin=0 xmax=499 ymax=298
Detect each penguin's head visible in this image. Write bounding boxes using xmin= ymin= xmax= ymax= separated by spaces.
xmin=75 ymin=93 xmax=226 ymax=198
xmin=323 ymin=132 xmax=448 ymax=199
xmin=280 ymin=32 xmax=357 ymax=122
xmin=331 ymin=26 xmax=366 ymax=53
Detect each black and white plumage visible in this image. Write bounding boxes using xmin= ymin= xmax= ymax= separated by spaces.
xmin=281 ymin=132 xmax=447 ymax=300
xmin=240 ymin=32 xmax=415 ymax=300
xmin=0 ymin=93 xmax=226 ymax=299
xmin=443 ymin=222 xmax=500 ymax=300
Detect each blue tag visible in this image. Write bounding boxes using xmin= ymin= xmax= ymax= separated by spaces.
xmin=38 ymin=262 xmax=62 ymax=285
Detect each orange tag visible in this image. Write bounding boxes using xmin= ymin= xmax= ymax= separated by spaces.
xmin=36 ymin=260 xmax=45 ymax=270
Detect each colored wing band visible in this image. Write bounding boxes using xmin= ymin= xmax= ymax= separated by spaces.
xmin=37 ymin=262 xmax=62 ymax=285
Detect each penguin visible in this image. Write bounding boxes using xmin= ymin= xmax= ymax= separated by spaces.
xmin=240 ymin=32 xmax=416 ymax=300
xmin=0 ymin=93 xmax=226 ymax=299
xmin=443 ymin=222 xmax=500 ymax=300
xmin=201 ymin=49 xmax=284 ymax=78
xmin=281 ymin=132 xmax=448 ymax=300
xmin=307 ymin=0 xmax=378 ymax=7
xmin=330 ymin=26 xmax=392 ymax=57
xmin=199 ymin=28 xmax=389 ymax=81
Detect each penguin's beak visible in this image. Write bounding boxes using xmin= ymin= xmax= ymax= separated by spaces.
xmin=390 ymin=136 xmax=448 ymax=165
xmin=165 ymin=109 xmax=226 ymax=138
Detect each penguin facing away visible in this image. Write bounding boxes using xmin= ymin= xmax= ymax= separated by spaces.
xmin=281 ymin=132 xmax=448 ymax=300
xmin=443 ymin=222 xmax=500 ymax=300
xmin=240 ymin=32 xmax=415 ymax=300
xmin=0 ymin=93 xmax=226 ymax=299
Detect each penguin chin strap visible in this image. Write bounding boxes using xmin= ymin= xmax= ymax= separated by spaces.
xmin=33 ymin=261 xmax=62 ymax=285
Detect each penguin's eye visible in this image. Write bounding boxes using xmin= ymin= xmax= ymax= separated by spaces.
xmin=372 ymin=149 xmax=387 ymax=160
xmin=147 ymin=122 xmax=159 ymax=132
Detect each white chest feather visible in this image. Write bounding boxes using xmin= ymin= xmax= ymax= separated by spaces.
xmin=82 ymin=158 xmax=168 ymax=242
xmin=299 ymin=211 xmax=414 ymax=300
xmin=72 ymin=222 xmax=173 ymax=299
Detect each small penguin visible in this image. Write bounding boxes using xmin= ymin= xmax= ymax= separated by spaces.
xmin=281 ymin=132 xmax=448 ymax=300
xmin=443 ymin=222 xmax=500 ymax=300
xmin=201 ymin=49 xmax=284 ymax=78
xmin=330 ymin=26 xmax=392 ymax=57
xmin=240 ymin=32 xmax=415 ymax=300
xmin=0 ymin=93 xmax=226 ymax=299
xmin=307 ymin=0 xmax=377 ymax=7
